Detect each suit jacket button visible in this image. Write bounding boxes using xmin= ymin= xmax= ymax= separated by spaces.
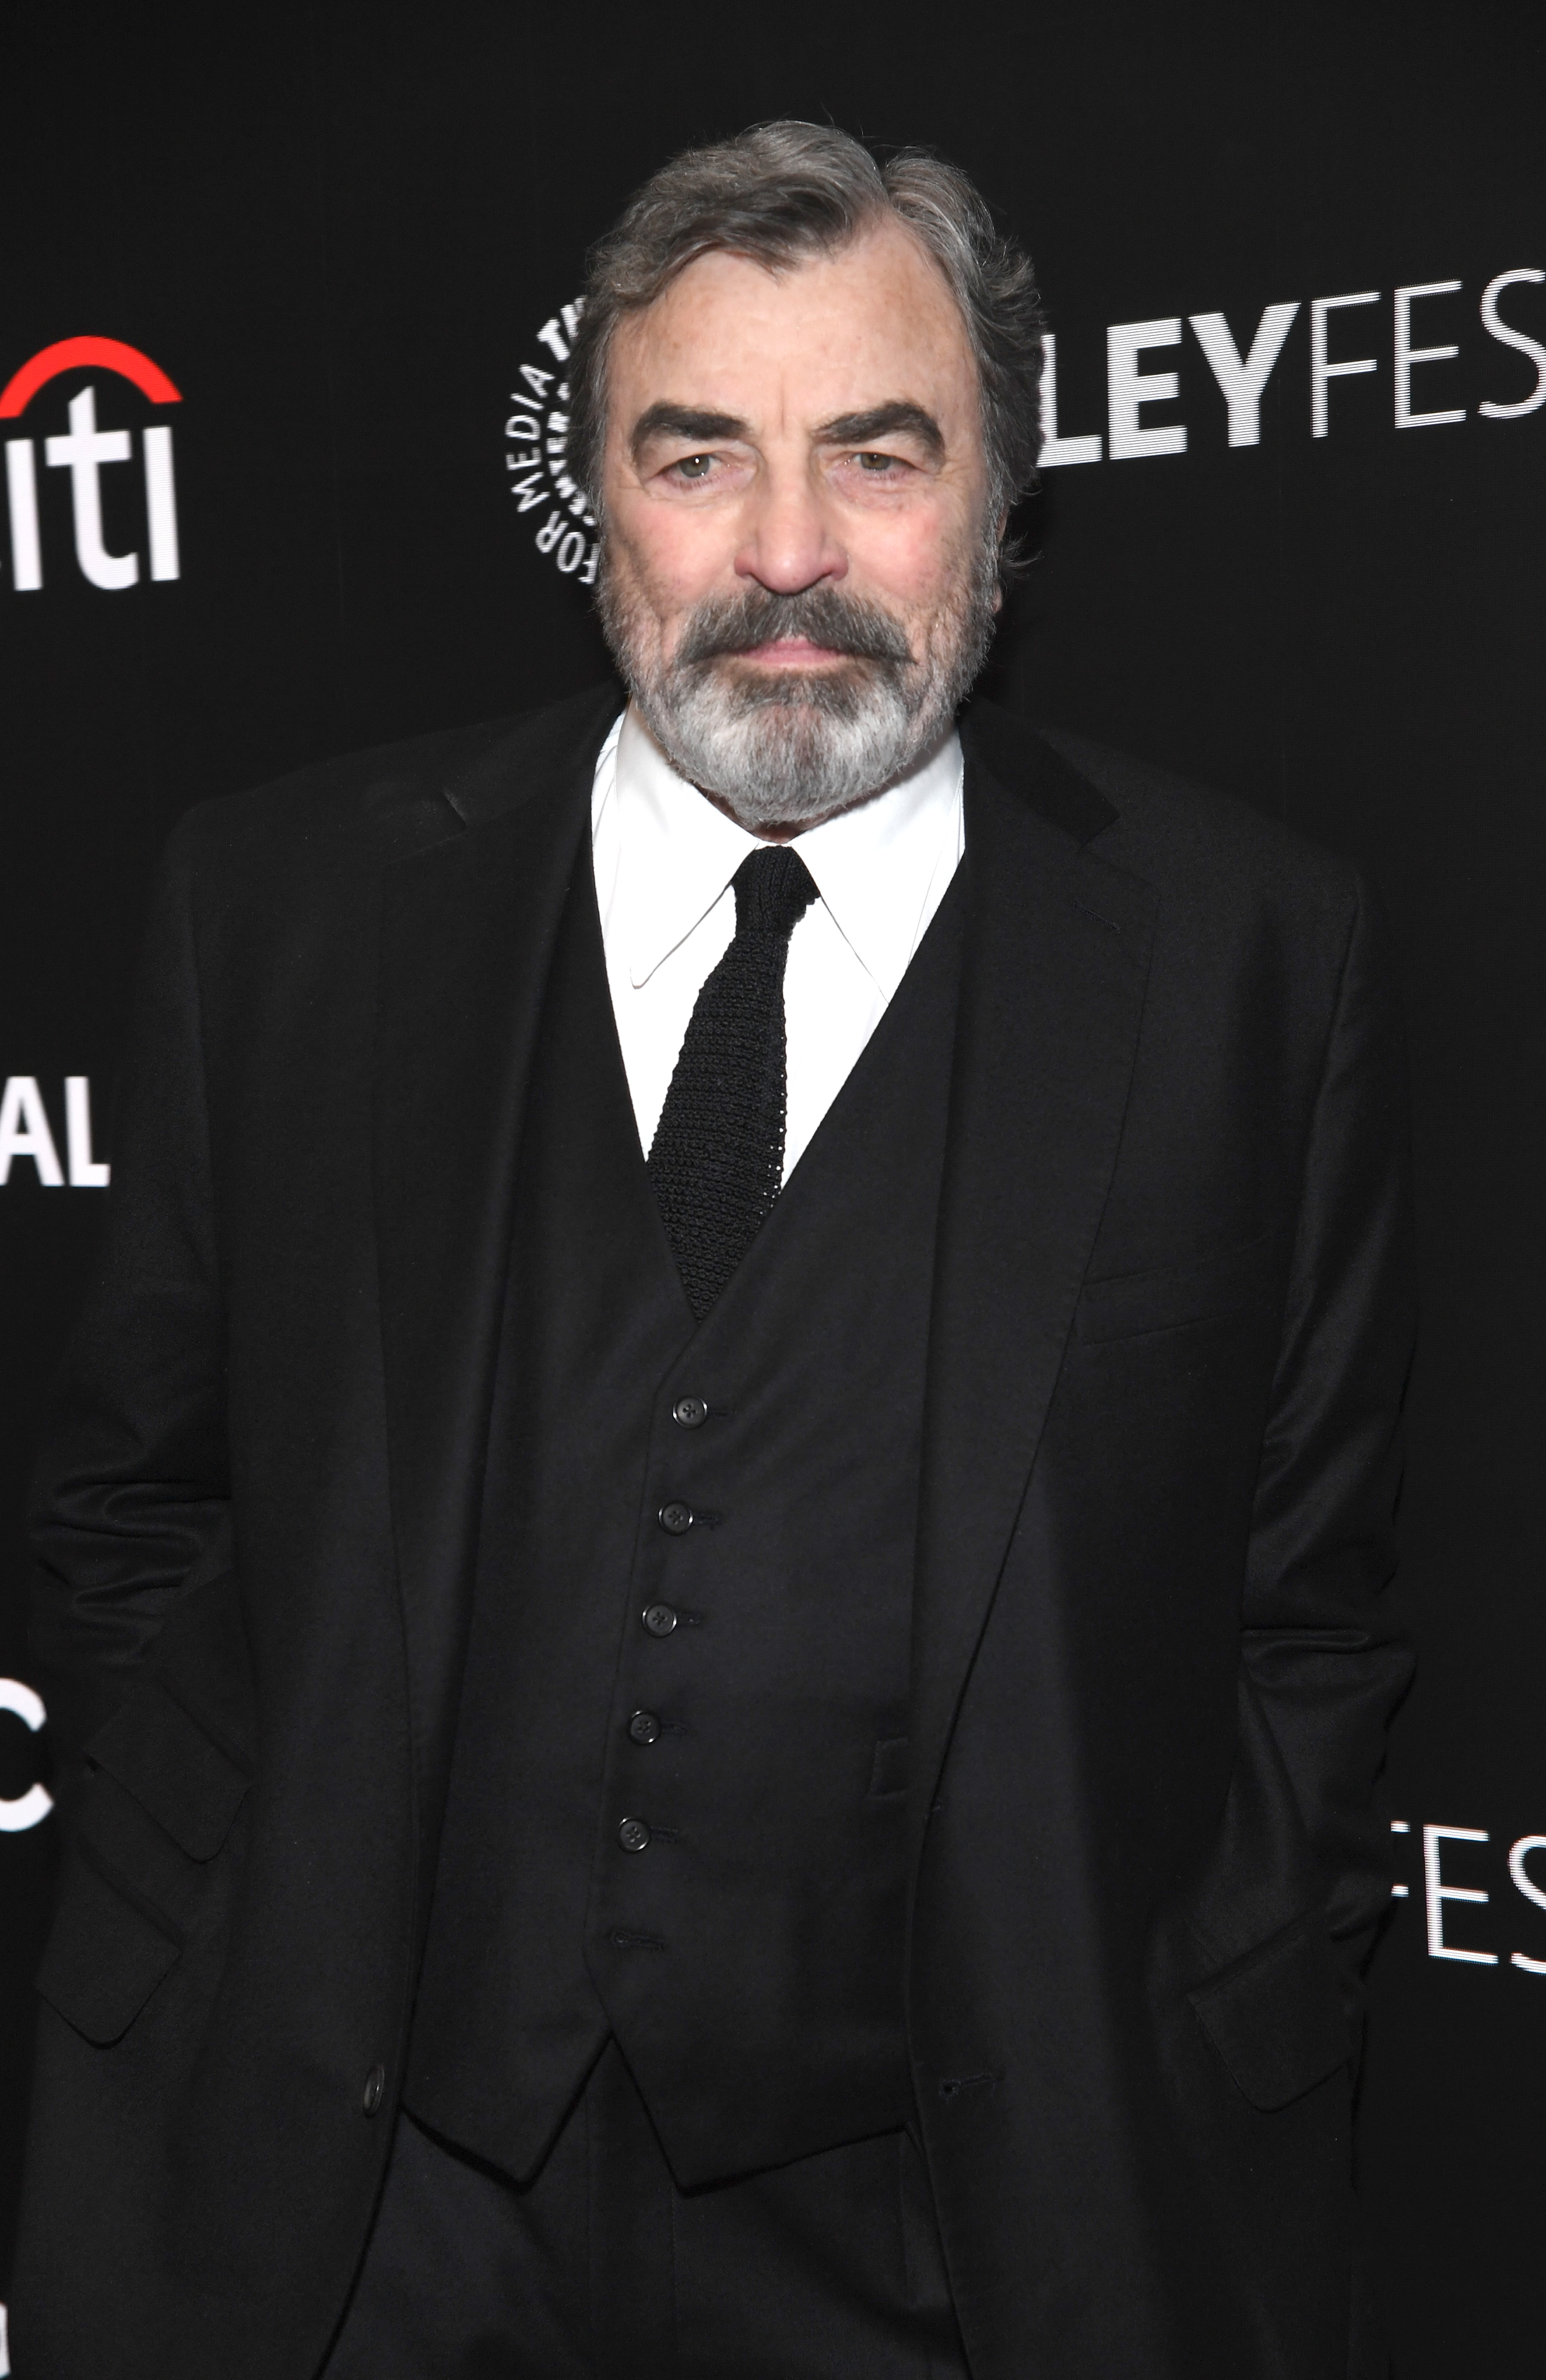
xmin=658 ymin=1501 xmax=693 ymax=1534
xmin=618 ymin=1816 xmax=652 ymax=1853
xmin=642 ymin=1603 xmax=677 ymax=1637
xmin=362 ymin=2064 xmax=386 ymax=2116
xmin=628 ymin=1710 xmax=662 ymax=1745
xmin=672 ymin=1396 xmax=708 ymax=1428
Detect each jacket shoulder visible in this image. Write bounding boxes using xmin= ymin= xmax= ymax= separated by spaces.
xmin=1037 ymin=724 xmax=1364 ymax=929
xmin=965 ymin=699 xmax=1361 ymax=917
xmin=165 ymin=681 xmax=623 ymax=889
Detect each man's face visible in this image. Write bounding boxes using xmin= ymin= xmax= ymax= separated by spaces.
xmin=597 ymin=217 xmax=998 ymax=831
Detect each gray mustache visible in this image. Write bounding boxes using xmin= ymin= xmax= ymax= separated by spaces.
xmin=675 ymin=587 xmax=914 ymax=671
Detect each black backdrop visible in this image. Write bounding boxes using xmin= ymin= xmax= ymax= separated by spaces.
xmin=2 ymin=4 xmax=1542 ymax=2371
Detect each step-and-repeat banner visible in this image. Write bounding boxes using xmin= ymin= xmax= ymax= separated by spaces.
xmin=1 ymin=4 xmax=1541 ymax=2371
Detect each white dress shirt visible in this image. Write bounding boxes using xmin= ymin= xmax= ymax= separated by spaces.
xmin=592 ymin=702 xmax=965 ymax=1182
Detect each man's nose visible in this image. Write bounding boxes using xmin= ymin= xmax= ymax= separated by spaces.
xmin=733 ymin=469 xmax=847 ymax=595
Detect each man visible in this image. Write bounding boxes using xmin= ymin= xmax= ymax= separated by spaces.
xmin=13 ymin=121 xmax=1412 ymax=2380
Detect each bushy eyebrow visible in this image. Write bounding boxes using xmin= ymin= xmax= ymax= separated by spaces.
xmin=630 ymin=403 xmax=748 ymax=461
xmin=629 ymin=397 xmax=947 ymax=465
xmin=814 ymin=401 xmax=945 ymax=458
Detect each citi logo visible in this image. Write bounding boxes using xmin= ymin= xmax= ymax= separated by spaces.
xmin=2 ymin=336 xmax=181 ymax=591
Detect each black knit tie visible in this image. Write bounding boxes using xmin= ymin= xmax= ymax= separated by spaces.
xmin=647 ymin=844 xmax=819 ymax=1319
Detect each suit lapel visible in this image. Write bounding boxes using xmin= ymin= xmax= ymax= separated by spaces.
xmin=909 ymin=722 xmax=1156 ymax=1861
xmin=372 ymin=689 xmax=621 ymax=1852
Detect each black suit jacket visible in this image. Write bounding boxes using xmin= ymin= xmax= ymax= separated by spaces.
xmin=14 ymin=687 xmax=1413 ymax=2380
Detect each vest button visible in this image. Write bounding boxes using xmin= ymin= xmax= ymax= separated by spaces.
xmin=672 ymin=1395 xmax=708 ymax=1428
xmin=628 ymin=1710 xmax=661 ymax=1745
xmin=361 ymin=2064 xmax=386 ymax=2116
xmin=642 ymin=1603 xmax=678 ymax=1637
xmin=658 ymin=1501 xmax=694 ymax=1535
xmin=617 ymin=1816 xmax=652 ymax=1854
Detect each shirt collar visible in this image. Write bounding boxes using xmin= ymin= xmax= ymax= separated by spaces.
xmin=606 ymin=701 xmax=964 ymax=998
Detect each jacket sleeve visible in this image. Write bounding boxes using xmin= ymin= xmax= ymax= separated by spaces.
xmin=1241 ymin=867 xmax=1416 ymax=1985
xmin=30 ymin=816 xmax=231 ymax=1798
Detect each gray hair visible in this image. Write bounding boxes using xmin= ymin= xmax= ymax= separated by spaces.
xmin=568 ymin=120 xmax=1045 ymax=582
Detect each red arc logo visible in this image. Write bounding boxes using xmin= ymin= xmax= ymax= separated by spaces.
xmin=0 ymin=336 xmax=182 ymax=418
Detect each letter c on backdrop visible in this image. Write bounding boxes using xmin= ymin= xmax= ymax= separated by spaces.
xmin=0 ymin=1678 xmax=53 ymax=1832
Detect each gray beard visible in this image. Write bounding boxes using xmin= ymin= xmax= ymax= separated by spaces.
xmin=595 ymin=554 xmax=997 ymax=831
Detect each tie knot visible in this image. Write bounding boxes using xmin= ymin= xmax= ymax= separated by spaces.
xmin=732 ymin=845 xmax=819 ymax=939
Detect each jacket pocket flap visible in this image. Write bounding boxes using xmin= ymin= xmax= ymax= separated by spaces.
xmin=35 ymin=1844 xmax=182 ymax=2046
xmin=1189 ymin=1912 xmax=1351 ymax=2111
xmin=868 ymin=1736 xmax=909 ymax=1798
xmin=87 ymin=1677 xmax=252 ymax=1862
xmin=1078 ymin=1233 xmax=1273 ymax=1344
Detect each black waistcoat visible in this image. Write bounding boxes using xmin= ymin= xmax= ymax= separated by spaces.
xmin=405 ymin=854 xmax=965 ymax=2190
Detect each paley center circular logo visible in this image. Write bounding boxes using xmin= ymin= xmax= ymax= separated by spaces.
xmin=503 ymin=296 xmax=599 ymax=587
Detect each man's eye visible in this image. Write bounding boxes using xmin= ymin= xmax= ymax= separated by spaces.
xmin=857 ymin=451 xmax=901 ymax=472
xmin=673 ymin=453 xmax=715 ymax=480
